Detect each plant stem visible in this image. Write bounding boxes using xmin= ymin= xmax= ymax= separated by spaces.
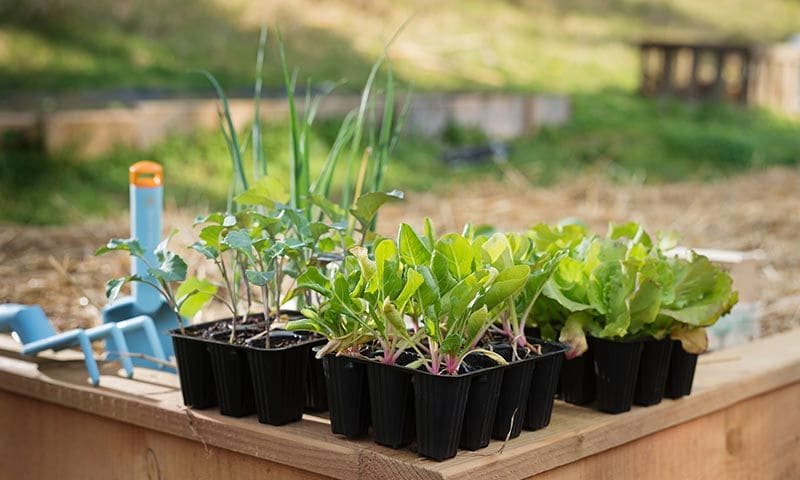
xmin=261 ymin=284 xmax=272 ymax=348
xmin=219 ymin=254 xmax=239 ymax=344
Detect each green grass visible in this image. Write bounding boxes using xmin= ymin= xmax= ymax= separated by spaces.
xmin=1 ymin=0 xmax=800 ymax=224
xmin=508 ymin=91 xmax=800 ymax=184
xmin=4 ymin=0 xmax=800 ymax=94
xmin=3 ymin=90 xmax=798 ymax=224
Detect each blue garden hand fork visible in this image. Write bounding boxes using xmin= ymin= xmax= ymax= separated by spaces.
xmin=0 ymin=162 xmax=173 ymax=385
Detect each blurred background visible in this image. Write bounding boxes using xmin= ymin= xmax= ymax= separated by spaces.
xmin=1 ymin=0 xmax=799 ymax=342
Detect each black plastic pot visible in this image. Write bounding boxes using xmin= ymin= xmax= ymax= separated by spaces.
xmin=459 ymin=353 xmax=504 ymax=451
xmin=247 ymin=331 xmax=316 ymax=425
xmin=207 ymin=338 xmax=256 ymax=417
xmin=664 ymin=340 xmax=699 ymax=399
xmin=305 ymin=346 xmax=328 ymax=412
xmin=524 ymin=325 xmax=542 ymax=338
xmin=523 ymin=340 xmax=568 ymax=431
xmin=559 ymin=349 xmax=596 ymax=405
xmin=323 ymin=355 xmax=371 ymax=438
xmin=414 ymin=372 xmax=472 ymax=461
xmin=365 ymin=352 xmax=417 ymax=449
xmin=589 ymin=336 xmax=644 ymax=414
xmin=170 ymin=321 xmax=220 ymax=409
xmin=634 ymin=338 xmax=673 ymax=406
xmin=492 ymin=345 xmax=536 ymax=440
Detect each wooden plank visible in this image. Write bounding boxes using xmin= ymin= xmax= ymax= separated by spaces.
xmin=0 ymin=329 xmax=798 ymax=479
xmin=530 ymin=382 xmax=800 ymax=479
xmin=0 ymin=390 xmax=332 ymax=480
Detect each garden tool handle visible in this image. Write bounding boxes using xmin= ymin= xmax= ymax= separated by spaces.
xmin=129 ymin=161 xmax=164 ymax=311
xmin=129 ymin=161 xmax=163 ymax=188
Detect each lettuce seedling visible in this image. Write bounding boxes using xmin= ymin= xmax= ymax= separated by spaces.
xmin=535 ymin=222 xmax=738 ymax=357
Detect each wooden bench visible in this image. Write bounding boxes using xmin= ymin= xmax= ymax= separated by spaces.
xmin=0 ymin=330 xmax=798 ymax=479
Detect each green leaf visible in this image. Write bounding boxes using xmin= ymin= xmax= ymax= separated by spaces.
xmin=223 ymin=215 xmax=237 ymax=227
xmin=527 ymin=223 xmax=588 ymax=256
xmin=670 ymin=326 xmax=708 ymax=354
xmin=176 ymin=277 xmax=217 ymax=318
xmin=588 ymin=261 xmax=634 ymax=338
xmin=350 ymin=246 xmax=376 ymax=286
xmin=659 ymin=255 xmax=738 ymax=327
xmin=559 ymin=311 xmax=592 ymax=359
xmin=431 ymin=250 xmax=457 ymax=295
xmin=478 ymin=264 xmax=530 ymax=311
xmin=440 ymin=332 xmax=464 ymax=354
xmin=434 ymin=233 xmax=474 ymax=280
xmin=607 ymin=221 xmax=652 ymax=248
xmin=285 ymin=318 xmax=320 ymax=333
xmin=395 ymin=268 xmax=424 ymax=311
xmin=442 ymin=271 xmax=483 ymax=320
xmin=154 ymin=229 xmax=179 ymax=263
xmin=190 ymin=241 xmax=218 ymax=260
xmin=245 ymin=270 xmax=275 ymax=286
xmin=465 ymin=305 xmax=489 ymax=346
xmin=350 ymin=190 xmax=404 ymax=227
xmin=250 ymin=213 xmax=283 ymax=236
xmin=148 ymin=253 xmax=188 ymax=283
xmin=105 ymin=276 xmax=137 ymax=302
xmin=506 ymin=232 xmax=532 ymax=263
xmin=309 ymin=194 xmax=346 ymax=222
xmin=96 ymin=238 xmax=145 ymax=258
xmin=309 ymin=222 xmax=332 ymax=241
xmin=658 ymin=230 xmax=681 ymax=251
xmin=331 ymin=273 xmax=360 ymax=315
xmin=297 ymin=267 xmax=331 ymax=297
xmin=423 ymin=217 xmax=437 ymax=249
xmin=222 ymin=229 xmax=253 ymax=252
xmin=628 ymin=278 xmax=662 ymax=335
xmin=194 ymin=212 xmax=224 ymax=226
xmin=383 ymin=300 xmax=406 ymax=334
xmin=234 ymin=176 xmax=289 ymax=208
xmin=195 ymin=69 xmax=248 ymax=194
xmin=199 ymin=225 xmax=224 ymax=249
xmin=414 ymin=265 xmax=440 ymax=311
xmin=398 ymin=223 xmax=431 ymax=267
xmin=482 ymin=233 xmax=514 ymax=270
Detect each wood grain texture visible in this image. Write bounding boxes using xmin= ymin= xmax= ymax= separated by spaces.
xmin=0 ymin=329 xmax=799 ymax=479
xmin=531 ymin=382 xmax=800 ymax=480
xmin=0 ymin=390 xmax=332 ymax=480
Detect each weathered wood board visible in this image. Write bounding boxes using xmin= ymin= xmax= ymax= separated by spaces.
xmin=0 ymin=329 xmax=798 ymax=479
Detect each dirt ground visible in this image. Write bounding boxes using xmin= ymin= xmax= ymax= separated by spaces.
xmin=1 ymin=167 xmax=798 ymax=336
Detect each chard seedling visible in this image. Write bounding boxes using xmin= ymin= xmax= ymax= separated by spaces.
xmin=403 ymin=226 xmax=529 ymax=374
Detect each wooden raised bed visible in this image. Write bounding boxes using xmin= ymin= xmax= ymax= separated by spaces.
xmin=0 ymin=330 xmax=799 ymax=479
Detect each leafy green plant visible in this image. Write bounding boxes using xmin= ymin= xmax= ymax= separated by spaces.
xmin=96 ymin=234 xmax=217 ymax=334
xmin=532 ymin=222 xmax=738 ymax=357
xmin=287 ymin=224 xmax=528 ymax=373
xmin=402 ymin=225 xmax=529 ymax=374
xmin=287 ymin=239 xmax=424 ymax=363
xmin=195 ymin=27 xmax=409 ymax=284
xmin=191 ymin=178 xmax=331 ymax=345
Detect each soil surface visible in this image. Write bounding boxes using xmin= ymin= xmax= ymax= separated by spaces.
xmin=1 ymin=168 xmax=798 ymax=337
